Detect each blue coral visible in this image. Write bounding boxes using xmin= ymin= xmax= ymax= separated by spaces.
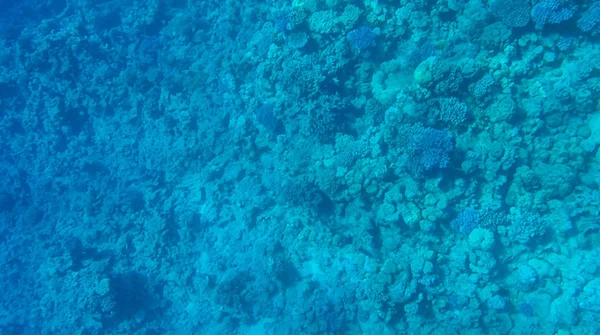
xmin=471 ymin=74 xmax=495 ymax=99
xmin=577 ymin=2 xmax=600 ymax=32
xmin=451 ymin=208 xmax=480 ymax=234
xmin=490 ymin=0 xmax=531 ymax=28
xmin=347 ymin=26 xmax=376 ymax=56
xmin=531 ymin=0 xmax=574 ymax=28
xmin=409 ymin=126 xmax=454 ymax=172
xmin=509 ymin=211 xmax=545 ymax=243
xmin=438 ymin=97 xmax=468 ymax=125
xmin=557 ymin=36 xmax=575 ymax=51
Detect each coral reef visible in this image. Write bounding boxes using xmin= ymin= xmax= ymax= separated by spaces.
xmin=0 ymin=0 xmax=600 ymax=333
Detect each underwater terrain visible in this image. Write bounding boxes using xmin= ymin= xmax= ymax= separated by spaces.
xmin=1 ymin=0 xmax=600 ymax=334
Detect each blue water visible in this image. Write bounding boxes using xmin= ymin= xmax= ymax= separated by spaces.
xmin=1 ymin=0 xmax=600 ymax=334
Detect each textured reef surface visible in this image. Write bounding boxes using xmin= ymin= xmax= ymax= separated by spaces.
xmin=1 ymin=0 xmax=600 ymax=334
